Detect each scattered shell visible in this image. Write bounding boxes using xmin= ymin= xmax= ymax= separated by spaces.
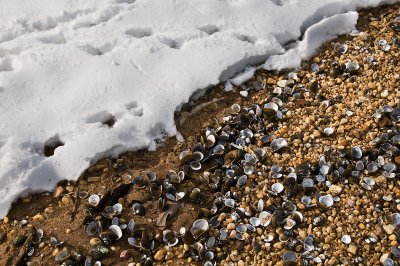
xmin=86 ymin=221 xmax=98 ymax=236
xmin=270 ymin=138 xmax=288 ymax=152
xmin=109 ymin=225 xmax=123 ymax=240
xmin=88 ymin=194 xmax=100 ymax=207
xmin=341 ymin=234 xmax=351 ymax=244
xmin=318 ymin=195 xmax=334 ymax=209
xmin=270 ymin=182 xmax=284 ymax=195
xmin=190 ymin=219 xmax=209 ymax=239
xmin=258 ymin=211 xmax=272 ymax=227
xmin=132 ymin=203 xmax=146 ymax=216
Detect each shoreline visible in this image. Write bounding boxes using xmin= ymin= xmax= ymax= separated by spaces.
xmin=1 ymin=3 xmax=400 ymax=266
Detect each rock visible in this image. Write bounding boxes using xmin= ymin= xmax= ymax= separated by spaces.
xmin=32 ymin=214 xmax=44 ymax=222
xmin=227 ymin=223 xmax=236 ymax=230
xmin=329 ymin=185 xmax=342 ymax=195
xmin=120 ymin=250 xmax=130 ymax=259
xmin=384 ymin=224 xmax=396 ymax=234
xmin=380 ymin=253 xmax=390 ymax=264
xmin=154 ymin=249 xmax=166 ymax=261
xmin=54 ymin=186 xmax=64 ymax=198
xmin=90 ymin=238 xmax=102 ymax=246
xmin=348 ymin=244 xmax=357 ymax=255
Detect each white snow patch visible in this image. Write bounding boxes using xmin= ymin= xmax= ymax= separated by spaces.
xmin=0 ymin=0 xmax=399 ymax=218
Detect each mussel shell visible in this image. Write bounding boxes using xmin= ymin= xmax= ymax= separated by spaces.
xmin=100 ymin=231 xmax=119 ymax=245
xmin=132 ymin=203 xmax=146 ymax=216
xmin=55 ymin=249 xmax=70 ymax=262
xmin=90 ymin=245 xmax=109 ymax=261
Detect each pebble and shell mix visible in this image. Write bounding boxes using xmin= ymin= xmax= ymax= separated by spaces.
xmin=1 ymin=4 xmax=400 ymax=266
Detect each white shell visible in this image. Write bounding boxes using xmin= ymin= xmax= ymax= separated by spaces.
xmin=271 ymin=182 xmax=284 ymax=194
xmin=88 ymin=194 xmax=100 ymax=206
xmin=109 ymin=225 xmax=123 ymax=240
xmin=258 ymin=211 xmax=272 ymax=227
xmin=319 ymin=195 xmax=334 ymax=208
xmin=341 ymin=234 xmax=351 ymax=244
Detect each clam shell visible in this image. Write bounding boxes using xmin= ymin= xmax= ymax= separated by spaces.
xmin=282 ymin=251 xmax=297 ymax=262
xmin=283 ymin=218 xmax=296 ymax=230
xmin=109 ymin=225 xmax=122 ymax=240
xmin=270 ymin=182 xmax=284 ymax=195
xmin=86 ymin=221 xmax=98 ymax=236
xmin=270 ymin=138 xmax=288 ymax=152
xmin=190 ymin=219 xmax=209 ymax=239
xmin=88 ymin=194 xmax=100 ymax=206
xmin=318 ymin=195 xmax=334 ymax=208
xmin=258 ymin=211 xmax=272 ymax=227
xmin=341 ymin=234 xmax=351 ymax=244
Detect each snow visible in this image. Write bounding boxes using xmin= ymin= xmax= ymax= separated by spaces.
xmin=0 ymin=0 xmax=398 ymax=218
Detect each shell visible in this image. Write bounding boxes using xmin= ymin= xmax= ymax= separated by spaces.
xmin=270 ymin=138 xmax=288 ymax=152
xmin=341 ymin=234 xmax=351 ymax=244
xmin=318 ymin=195 xmax=334 ymax=209
xmin=86 ymin=221 xmax=98 ymax=236
xmin=109 ymin=225 xmax=123 ymax=240
xmin=88 ymin=194 xmax=100 ymax=207
xmin=270 ymin=182 xmax=284 ymax=195
xmin=258 ymin=211 xmax=272 ymax=227
xmin=190 ymin=219 xmax=209 ymax=239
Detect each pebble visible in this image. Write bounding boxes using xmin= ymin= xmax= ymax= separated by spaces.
xmin=32 ymin=214 xmax=44 ymax=222
xmin=348 ymin=244 xmax=358 ymax=255
xmin=154 ymin=249 xmax=166 ymax=261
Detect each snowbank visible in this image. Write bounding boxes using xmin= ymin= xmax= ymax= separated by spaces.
xmin=0 ymin=0 xmax=397 ymax=218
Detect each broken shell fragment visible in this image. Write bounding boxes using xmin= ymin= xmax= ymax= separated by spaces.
xmin=270 ymin=138 xmax=288 ymax=152
xmin=258 ymin=211 xmax=272 ymax=227
xmin=190 ymin=219 xmax=209 ymax=239
xmin=318 ymin=195 xmax=334 ymax=209
xmin=88 ymin=194 xmax=100 ymax=207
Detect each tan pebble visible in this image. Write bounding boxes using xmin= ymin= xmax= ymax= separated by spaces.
xmin=65 ymin=229 xmax=72 ymax=234
xmin=3 ymin=217 xmax=9 ymax=223
xmin=44 ymin=207 xmax=53 ymax=215
xmin=53 ymin=186 xmax=65 ymax=198
xmin=90 ymin=238 xmax=102 ymax=246
xmin=348 ymin=244 xmax=357 ymax=255
xmin=32 ymin=214 xmax=44 ymax=222
xmin=52 ymin=248 xmax=59 ymax=257
xmin=328 ymin=185 xmax=342 ymax=195
xmin=389 ymin=234 xmax=397 ymax=241
xmin=273 ymin=242 xmax=284 ymax=249
xmin=380 ymin=253 xmax=390 ymax=264
xmin=154 ymin=249 xmax=166 ymax=261
xmin=39 ymin=242 xmax=46 ymax=248
xmin=227 ymin=223 xmax=236 ymax=230
xmin=61 ymin=196 xmax=72 ymax=206
xmin=358 ymin=223 xmax=365 ymax=230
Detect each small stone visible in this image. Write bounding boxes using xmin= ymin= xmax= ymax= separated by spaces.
xmin=227 ymin=223 xmax=236 ymax=230
xmin=329 ymin=185 xmax=342 ymax=195
xmin=348 ymin=244 xmax=357 ymax=255
xmin=32 ymin=214 xmax=44 ymax=222
xmin=54 ymin=186 xmax=64 ymax=198
xmin=3 ymin=217 xmax=9 ymax=223
xmin=52 ymin=248 xmax=60 ymax=257
xmin=154 ymin=249 xmax=166 ymax=261
xmin=90 ymin=238 xmax=102 ymax=246
xmin=61 ymin=196 xmax=72 ymax=206
xmin=120 ymin=250 xmax=130 ymax=259
xmin=384 ymin=224 xmax=396 ymax=234
xmin=65 ymin=229 xmax=72 ymax=234
xmin=380 ymin=253 xmax=390 ymax=264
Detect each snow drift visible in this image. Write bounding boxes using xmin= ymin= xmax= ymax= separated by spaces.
xmin=0 ymin=0 xmax=398 ymax=218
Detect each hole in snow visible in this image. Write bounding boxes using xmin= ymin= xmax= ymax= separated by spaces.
xmin=270 ymin=0 xmax=285 ymax=6
xmin=160 ymin=38 xmax=181 ymax=49
xmin=43 ymin=136 xmax=64 ymax=157
xmin=86 ymin=111 xmax=117 ymax=127
xmin=199 ymin=25 xmax=220 ymax=35
xmin=79 ymin=44 xmax=115 ymax=56
xmin=125 ymin=102 xmax=143 ymax=116
xmin=0 ymin=58 xmax=14 ymax=72
xmin=116 ymin=0 xmax=136 ymax=3
xmin=235 ymin=34 xmax=256 ymax=44
xmin=125 ymin=27 xmax=153 ymax=38
xmin=38 ymin=33 xmax=67 ymax=44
